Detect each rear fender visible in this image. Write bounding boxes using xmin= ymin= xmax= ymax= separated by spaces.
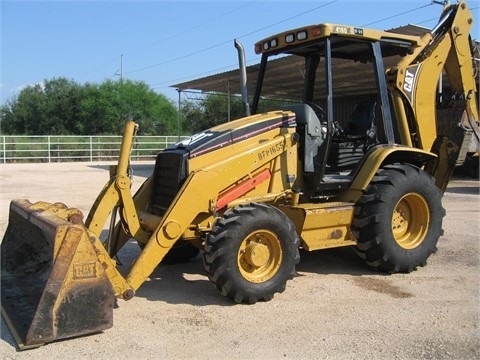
xmin=337 ymin=145 xmax=436 ymax=202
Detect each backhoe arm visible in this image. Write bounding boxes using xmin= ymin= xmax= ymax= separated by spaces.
xmin=388 ymin=0 xmax=479 ymax=190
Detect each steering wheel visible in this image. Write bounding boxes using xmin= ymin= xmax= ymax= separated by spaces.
xmin=307 ymin=102 xmax=345 ymax=137
xmin=306 ymin=102 xmax=327 ymax=124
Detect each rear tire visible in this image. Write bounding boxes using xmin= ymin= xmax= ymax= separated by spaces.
xmin=203 ymin=203 xmax=300 ymax=304
xmin=352 ymin=163 xmax=445 ymax=273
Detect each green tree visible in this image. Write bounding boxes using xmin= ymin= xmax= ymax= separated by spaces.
xmin=0 ymin=79 xmax=82 ymax=135
xmin=181 ymin=92 xmax=286 ymax=134
xmin=181 ymin=99 xmax=207 ymax=134
xmin=80 ymin=79 xmax=178 ymax=135
xmin=43 ymin=78 xmax=84 ymax=134
xmin=182 ymin=93 xmax=245 ymax=134
xmin=115 ymin=80 xmax=178 ymax=136
xmin=0 ymin=77 xmax=179 ymax=135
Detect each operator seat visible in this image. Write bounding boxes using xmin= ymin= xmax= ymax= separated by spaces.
xmin=344 ymin=101 xmax=377 ymax=140
xmin=282 ymin=103 xmax=325 ymax=173
xmin=328 ymin=101 xmax=377 ymax=170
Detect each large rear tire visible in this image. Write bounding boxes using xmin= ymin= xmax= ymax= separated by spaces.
xmin=352 ymin=163 xmax=445 ymax=273
xmin=203 ymin=203 xmax=300 ymax=304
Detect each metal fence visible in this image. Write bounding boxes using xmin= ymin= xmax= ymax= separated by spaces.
xmin=0 ymin=135 xmax=187 ymax=163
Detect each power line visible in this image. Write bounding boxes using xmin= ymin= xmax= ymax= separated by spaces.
xmin=89 ymin=1 xmax=473 ymax=93
xmin=76 ymin=1 xmax=258 ymax=80
xmin=235 ymin=0 xmax=339 ymax=41
xmin=415 ymin=5 xmax=479 ymax=27
xmin=124 ymin=0 xmax=339 ymax=76
xmin=77 ymin=56 xmax=119 ymax=79
xmin=122 ymin=0 xmax=258 ymax=57
xmin=362 ymin=3 xmax=433 ymax=27
xmin=125 ymin=39 xmax=233 ymax=75
xmin=156 ymin=2 xmax=442 ymax=90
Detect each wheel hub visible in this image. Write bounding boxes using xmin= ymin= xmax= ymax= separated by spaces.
xmin=244 ymin=242 xmax=270 ymax=268
xmin=392 ymin=204 xmax=408 ymax=233
xmin=238 ymin=230 xmax=283 ymax=283
xmin=392 ymin=193 xmax=430 ymax=249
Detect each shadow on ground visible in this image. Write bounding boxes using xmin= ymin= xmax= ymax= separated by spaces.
xmin=114 ymin=240 xmax=378 ymax=307
xmin=445 ymin=185 xmax=479 ymax=195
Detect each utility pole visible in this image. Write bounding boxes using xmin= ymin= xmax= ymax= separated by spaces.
xmin=177 ymin=89 xmax=181 ymax=141
xmin=115 ymin=54 xmax=124 ymax=81
xmin=120 ymin=54 xmax=123 ymax=82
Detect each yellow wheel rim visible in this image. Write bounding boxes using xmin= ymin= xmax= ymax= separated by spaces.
xmin=392 ymin=193 xmax=430 ymax=249
xmin=237 ymin=230 xmax=283 ymax=283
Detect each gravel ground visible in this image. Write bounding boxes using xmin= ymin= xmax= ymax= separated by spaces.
xmin=0 ymin=162 xmax=479 ymax=360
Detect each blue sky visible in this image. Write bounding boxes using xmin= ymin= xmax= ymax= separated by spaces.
xmin=1 ymin=0 xmax=479 ymax=105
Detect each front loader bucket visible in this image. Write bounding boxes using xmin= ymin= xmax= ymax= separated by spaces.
xmin=1 ymin=200 xmax=115 ymax=350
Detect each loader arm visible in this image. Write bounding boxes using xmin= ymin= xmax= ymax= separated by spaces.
xmin=125 ymin=127 xmax=298 ymax=291
xmin=85 ymin=120 xmax=150 ymax=244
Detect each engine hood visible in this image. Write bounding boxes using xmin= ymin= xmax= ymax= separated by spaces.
xmin=169 ymin=110 xmax=295 ymax=158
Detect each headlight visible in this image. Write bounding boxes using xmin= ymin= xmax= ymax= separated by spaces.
xmin=285 ymin=33 xmax=295 ymax=43
xmin=297 ymin=31 xmax=307 ymax=41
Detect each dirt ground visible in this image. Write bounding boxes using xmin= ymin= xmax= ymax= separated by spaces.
xmin=0 ymin=162 xmax=479 ymax=360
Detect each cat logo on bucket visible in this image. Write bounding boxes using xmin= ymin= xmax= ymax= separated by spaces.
xmin=73 ymin=262 xmax=97 ymax=279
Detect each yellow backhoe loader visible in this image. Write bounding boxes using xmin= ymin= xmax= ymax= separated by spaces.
xmin=1 ymin=0 xmax=478 ymax=349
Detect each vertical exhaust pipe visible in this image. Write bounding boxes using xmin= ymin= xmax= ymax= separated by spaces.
xmin=234 ymin=39 xmax=251 ymax=116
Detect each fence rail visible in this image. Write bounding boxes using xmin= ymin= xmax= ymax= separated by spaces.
xmin=0 ymin=135 xmax=187 ymax=163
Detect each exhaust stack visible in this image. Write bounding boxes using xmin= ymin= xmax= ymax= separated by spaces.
xmin=234 ymin=39 xmax=251 ymax=117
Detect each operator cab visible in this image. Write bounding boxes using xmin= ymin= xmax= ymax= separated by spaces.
xmin=251 ymin=24 xmax=418 ymax=197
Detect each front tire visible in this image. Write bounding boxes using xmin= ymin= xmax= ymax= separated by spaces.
xmin=352 ymin=163 xmax=445 ymax=273
xmin=203 ymin=203 xmax=300 ymax=304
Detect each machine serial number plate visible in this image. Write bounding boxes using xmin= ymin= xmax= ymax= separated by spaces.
xmin=333 ymin=26 xmax=350 ymax=34
xmin=333 ymin=26 xmax=363 ymax=36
